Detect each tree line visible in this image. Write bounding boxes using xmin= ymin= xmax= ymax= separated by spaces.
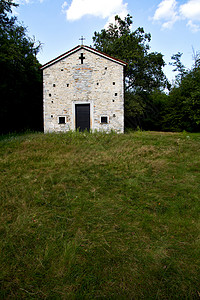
xmin=93 ymin=15 xmax=200 ymax=132
xmin=0 ymin=0 xmax=42 ymax=134
xmin=0 ymin=1 xmax=200 ymax=134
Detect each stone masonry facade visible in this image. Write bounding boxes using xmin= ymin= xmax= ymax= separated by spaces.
xmin=41 ymin=45 xmax=127 ymax=133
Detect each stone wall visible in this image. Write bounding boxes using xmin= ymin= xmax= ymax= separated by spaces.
xmin=43 ymin=47 xmax=125 ymax=133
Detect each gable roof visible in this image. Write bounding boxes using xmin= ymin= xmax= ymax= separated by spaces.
xmin=40 ymin=45 xmax=127 ymax=70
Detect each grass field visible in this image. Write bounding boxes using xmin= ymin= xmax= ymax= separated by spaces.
xmin=0 ymin=130 xmax=199 ymax=299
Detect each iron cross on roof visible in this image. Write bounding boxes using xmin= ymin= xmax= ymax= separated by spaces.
xmin=79 ymin=36 xmax=85 ymax=45
xmin=79 ymin=36 xmax=86 ymax=64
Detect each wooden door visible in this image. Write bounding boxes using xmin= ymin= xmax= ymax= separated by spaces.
xmin=75 ymin=104 xmax=90 ymax=132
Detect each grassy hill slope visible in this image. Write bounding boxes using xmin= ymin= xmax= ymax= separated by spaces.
xmin=0 ymin=131 xmax=200 ymax=299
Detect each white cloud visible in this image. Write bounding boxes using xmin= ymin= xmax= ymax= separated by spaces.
xmin=16 ymin=0 xmax=44 ymax=4
xmin=153 ymin=0 xmax=177 ymax=20
xmin=180 ymin=0 xmax=200 ymax=21
xmin=62 ymin=0 xmax=128 ymax=22
xmin=186 ymin=20 xmax=200 ymax=32
xmin=104 ymin=6 xmax=129 ymax=28
xmin=11 ymin=6 xmax=20 ymax=16
xmin=152 ymin=0 xmax=179 ymax=29
xmin=62 ymin=1 xmax=68 ymax=13
xmin=152 ymin=0 xmax=200 ymax=32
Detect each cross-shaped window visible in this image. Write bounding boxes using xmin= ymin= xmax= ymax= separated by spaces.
xmin=79 ymin=53 xmax=85 ymax=64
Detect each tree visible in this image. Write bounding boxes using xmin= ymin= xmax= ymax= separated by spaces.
xmin=0 ymin=0 xmax=43 ymax=134
xmin=169 ymin=52 xmax=187 ymax=85
xmin=0 ymin=0 xmax=17 ymax=26
xmin=162 ymin=53 xmax=200 ymax=132
xmin=93 ymin=15 xmax=168 ymax=130
xmin=93 ymin=15 xmax=167 ymax=93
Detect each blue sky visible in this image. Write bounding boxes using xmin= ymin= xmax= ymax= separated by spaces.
xmin=14 ymin=0 xmax=200 ymax=82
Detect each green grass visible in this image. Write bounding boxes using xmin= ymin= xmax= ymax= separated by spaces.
xmin=0 ymin=130 xmax=200 ymax=299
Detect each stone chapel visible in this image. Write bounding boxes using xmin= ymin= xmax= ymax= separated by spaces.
xmin=41 ymin=45 xmax=127 ymax=133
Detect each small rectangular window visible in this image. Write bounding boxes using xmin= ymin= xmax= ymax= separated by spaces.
xmin=115 ymin=93 xmax=117 ymax=96
xmin=101 ymin=116 xmax=108 ymax=124
xmin=113 ymin=82 xmax=115 ymax=85
xmin=59 ymin=117 xmax=66 ymax=124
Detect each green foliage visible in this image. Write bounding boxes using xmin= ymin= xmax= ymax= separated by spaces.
xmin=93 ymin=15 xmax=169 ymax=130
xmin=0 ymin=0 xmax=17 ymax=25
xmin=169 ymin=52 xmax=187 ymax=85
xmin=93 ymin=15 xmax=167 ymax=93
xmin=181 ymin=68 xmax=200 ymax=126
xmin=124 ymin=91 xmax=146 ymax=128
xmin=124 ymin=90 xmax=169 ymax=130
xmin=0 ymin=0 xmax=43 ymax=134
xmin=0 ymin=131 xmax=200 ymax=298
xmin=162 ymin=54 xmax=200 ymax=132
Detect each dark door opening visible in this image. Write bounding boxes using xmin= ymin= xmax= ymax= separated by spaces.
xmin=75 ymin=104 xmax=90 ymax=132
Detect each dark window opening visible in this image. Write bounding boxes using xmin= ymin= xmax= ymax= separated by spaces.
xmin=66 ymin=84 xmax=69 ymax=87
xmin=113 ymin=114 xmax=116 ymax=117
xmin=115 ymin=93 xmax=117 ymax=96
xmin=51 ymin=101 xmax=54 ymax=103
xmin=61 ymin=69 xmax=64 ymax=71
xmin=113 ymin=82 xmax=115 ymax=85
xmin=112 ymin=99 xmax=115 ymax=102
xmin=59 ymin=117 xmax=66 ymax=124
xmin=51 ymin=115 xmax=53 ymax=118
xmin=49 ymin=93 xmax=51 ymax=97
xmin=101 ymin=116 xmax=108 ymax=124
xmin=53 ymin=84 xmax=56 ymax=87
xmin=97 ymin=83 xmax=99 ymax=85
xmin=105 ymin=67 xmax=107 ymax=70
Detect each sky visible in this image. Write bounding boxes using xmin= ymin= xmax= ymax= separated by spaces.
xmin=14 ymin=0 xmax=200 ymax=82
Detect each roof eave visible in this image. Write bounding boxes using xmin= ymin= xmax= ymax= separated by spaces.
xmin=40 ymin=45 xmax=127 ymax=70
